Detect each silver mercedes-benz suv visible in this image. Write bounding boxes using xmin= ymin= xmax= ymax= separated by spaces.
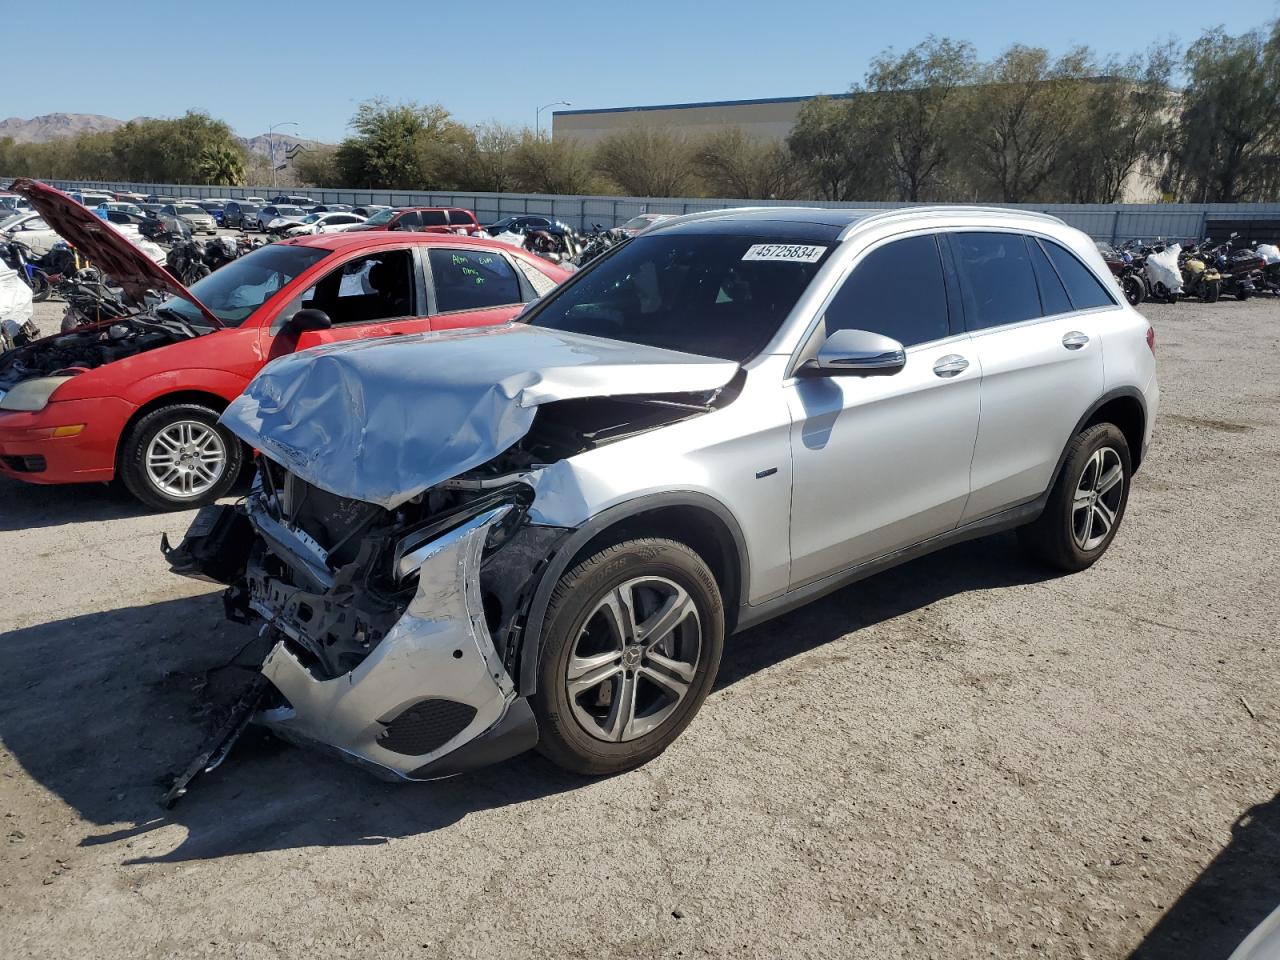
xmin=166 ymin=206 xmax=1158 ymax=783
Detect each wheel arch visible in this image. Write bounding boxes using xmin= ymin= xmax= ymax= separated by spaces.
xmin=1081 ymin=390 xmax=1147 ymax=471
xmin=115 ymin=389 xmax=239 ymax=470
xmin=516 ymin=492 xmax=750 ymax=696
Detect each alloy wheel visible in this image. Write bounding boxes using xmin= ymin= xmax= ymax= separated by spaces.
xmin=145 ymin=420 xmax=227 ymax=499
xmin=566 ymin=576 xmax=702 ymax=743
xmin=1072 ymin=446 xmax=1124 ymax=551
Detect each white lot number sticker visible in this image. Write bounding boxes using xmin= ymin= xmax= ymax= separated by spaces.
xmin=742 ymin=243 xmax=827 ymax=263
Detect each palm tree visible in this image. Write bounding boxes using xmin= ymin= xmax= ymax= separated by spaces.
xmin=197 ymin=145 xmax=246 ymax=185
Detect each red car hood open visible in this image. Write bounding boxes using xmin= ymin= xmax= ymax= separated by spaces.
xmin=9 ymin=179 xmax=222 ymax=328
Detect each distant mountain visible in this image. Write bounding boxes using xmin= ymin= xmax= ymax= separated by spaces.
xmin=0 ymin=113 xmax=126 ymax=143
xmin=0 ymin=114 xmax=330 ymax=158
xmin=241 ymin=133 xmax=326 ymax=160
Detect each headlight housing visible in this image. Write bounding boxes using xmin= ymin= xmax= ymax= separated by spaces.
xmin=0 ymin=376 xmax=73 ymax=412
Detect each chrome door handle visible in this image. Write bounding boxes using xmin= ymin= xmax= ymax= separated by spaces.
xmin=932 ymin=354 xmax=969 ymax=378
xmin=1062 ymin=331 xmax=1090 ymax=350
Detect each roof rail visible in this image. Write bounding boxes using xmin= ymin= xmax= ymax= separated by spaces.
xmin=839 ymin=205 xmax=1067 ymax=239
xmin=644 ymin=206 xmax=787 ymax=232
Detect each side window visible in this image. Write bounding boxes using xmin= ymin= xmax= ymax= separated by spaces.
xmin=1041 ymin=239 xmax=1116 ymax=310
xmin=1027 ymin=237 xmax=1073 ymax=316
xmin=823 ymin=234 xmax=950 ymax=347
xmin=950 ymin=232 xmax=1042 ymax=331
xmin=448 ymin=210 xmax=476 ymax=225
xmin=429 ymin=248 xmax=522 ymax=312
xmin=295 ymin=250 xmax=416 ymax=325
xmin=396 ymin=211 xmax=421 ymax=229
xmin=420 ymin=211 xmax=448 ymax=227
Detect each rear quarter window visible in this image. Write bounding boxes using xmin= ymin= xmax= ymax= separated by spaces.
xmin=1041 ymin=239 xmax=1117 ymax=310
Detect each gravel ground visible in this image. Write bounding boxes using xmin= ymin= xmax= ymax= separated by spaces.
xmin=1 ymin=296 xmax=1277 ymax=960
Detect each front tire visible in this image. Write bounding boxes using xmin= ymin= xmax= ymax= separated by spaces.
xmin=1018 ymin=423 xmax=1132 ymax=572
xmin=119 ymin=403 xmax=243 ymax=511
xmin=1121 ymin=273 xmax=1144 ymax=306
xmin=532 ymin=538 xmax=724 ymax=776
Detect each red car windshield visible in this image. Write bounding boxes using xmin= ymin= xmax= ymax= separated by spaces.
xmin=159 ymin=244 xmax=329 ymax=328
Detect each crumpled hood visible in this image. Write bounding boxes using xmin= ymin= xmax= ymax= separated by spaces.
xmin=220 ymin=323 xmax=739 ymax=509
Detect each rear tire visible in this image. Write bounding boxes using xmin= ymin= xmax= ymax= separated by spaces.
xmin=119 ymin=403 xmax=243 ymax=511
xmin=28 ymin=269 xmax=50 ymax=302
xmin=532 ymin=538 xmax=724 ymax=776
xmin=1018 ymin=423 xmax=1132 ymax=572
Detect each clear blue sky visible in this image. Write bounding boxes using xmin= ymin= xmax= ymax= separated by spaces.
xmin=6 ymin=0 xmax=1277 ymax=142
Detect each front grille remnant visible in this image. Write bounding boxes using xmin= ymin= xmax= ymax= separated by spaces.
xmin=376 ymin=699 xmax=478 ymax=756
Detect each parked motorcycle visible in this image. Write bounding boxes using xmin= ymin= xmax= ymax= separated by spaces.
xmin=0 ymin=238 xmax=51 ymax=302
xmin=1253 ymin=241 xmax=1280 ymax=295
xmin=1209 ymin=233 xmax=1263 ymax=301
xmin=1178 ymin=240 xmax=1223 ymax=303
xmin=575 ymin=224 xmax=628 ymax=267
xmin=165 ymin=238 xmax=212 ymax=285
xmin=1098 ymin=241 xmax=1146 ymax=306
xmin=1141 ymin=240 xmax=1183 ymax=303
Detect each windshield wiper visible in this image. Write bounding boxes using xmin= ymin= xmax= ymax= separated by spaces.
xmin=154 ymin=306 xmax=203 ymax=338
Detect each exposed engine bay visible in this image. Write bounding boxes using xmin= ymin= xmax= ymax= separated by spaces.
xmin=161 ymin=385 xmax=731 ymax=794
xmin=0 ymin=314 xmax=196 ymax=391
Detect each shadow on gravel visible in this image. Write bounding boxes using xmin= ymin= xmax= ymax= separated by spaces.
xmin=1130 ymin=794 xmax=1280 ymax=959
xmin=0 ymin=476 xmax=148 ymax=531
xmin=0 ymin=530 xmax=1051 ymax=864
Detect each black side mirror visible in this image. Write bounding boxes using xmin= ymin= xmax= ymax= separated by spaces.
xmin=798 ymin=328 xmax=907 ymax=377
xmin=286 ymin=308 xmax=332 ymax=333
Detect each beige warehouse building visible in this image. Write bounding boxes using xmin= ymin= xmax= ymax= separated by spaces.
xmin=551 ymin=94 xmax=853 ymax=148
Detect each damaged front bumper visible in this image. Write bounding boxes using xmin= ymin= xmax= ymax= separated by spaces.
xmin=167 ymin=500 xmax=540 ymax=781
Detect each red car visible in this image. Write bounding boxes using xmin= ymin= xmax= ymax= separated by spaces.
xmin=349 ymin=206 xmax=483 ymax=235
xmin=0 ymin=179 xmax=570 ymax=510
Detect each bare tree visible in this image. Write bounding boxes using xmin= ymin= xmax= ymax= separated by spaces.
xmin=511 ymin=135 xmax=601 ymax=195
xmin=594 ymin=125 xmax=697 ymax=196
xmin=692 ymin=128 xmax=800 ymax=198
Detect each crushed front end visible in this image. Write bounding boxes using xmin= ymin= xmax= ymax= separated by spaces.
xmin=165 ymin=458 xmax=564 ymax=780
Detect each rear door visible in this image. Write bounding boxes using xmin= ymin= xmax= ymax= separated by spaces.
xmin=423 ymin=246 xmax=531 ymax=330
xmin=948 ymin=231 xmax=1112 ymax=521
xmin=419 ymin=210 xmax=450 ymax=234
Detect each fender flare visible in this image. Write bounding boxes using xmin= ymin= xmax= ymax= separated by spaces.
xmin=516 ymin=490 xmax=751 ymax=696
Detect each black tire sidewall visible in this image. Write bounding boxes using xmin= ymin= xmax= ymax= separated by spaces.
xmin=533 ymin=538 xmax=725 ymax=775
xmin=119 ymin=403 xmax=242 ymax=511
xmin=1027 ymin=423 xmax=1132 ymax=571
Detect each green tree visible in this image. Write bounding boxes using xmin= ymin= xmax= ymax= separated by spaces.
xmin=961 ymin=45 xmax=1092 ymax=201
xmin=787 ymin=95 xmax=888 ymax=200
xmin=865 ymin=37 xmax=977 ymax=200
xmin=1171 ymin=21 xmax=1280 ymax=201
xmin=290 ymin=145 xmax=340 ymax=187
xmin=335 ymin=99 xmax=470 ymax=189
xmin=197 ymin=144 xmax=246 ymax=185
xmin=1055 ymin=45 xmax=1175 ymax=203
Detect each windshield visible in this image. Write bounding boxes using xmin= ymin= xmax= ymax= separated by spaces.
xmin=622 ymin=216 xmax=658 ymax=230
xmin=158 ymin=244 xmax=330 ymax=327
xmin=302 ymin=214 xmax=322 ymax=223
xmin=274 ymin=206 xmax=304 ymax=217
xmin=529 ymin=233 xmax=833 ymax=362
xmin=177 ymin=205 xmax=205 ymax=215
xmin=365 ymin=208 xmax=397 ymax=225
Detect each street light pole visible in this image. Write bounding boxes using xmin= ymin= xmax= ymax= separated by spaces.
xmin=535 ymin=101 xmax=571 ymax=139
xmin=267 ymin=120 xmax=299 ymax=189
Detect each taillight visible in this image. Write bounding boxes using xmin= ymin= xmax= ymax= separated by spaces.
xmin=1146 ymin=325 xmax=1156 ymax=354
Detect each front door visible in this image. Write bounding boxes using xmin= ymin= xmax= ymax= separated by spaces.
xmin=786 ymin=233 xmax=981 ymax=587
xmin=262 ymin=247 xmax=431 ymax=359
